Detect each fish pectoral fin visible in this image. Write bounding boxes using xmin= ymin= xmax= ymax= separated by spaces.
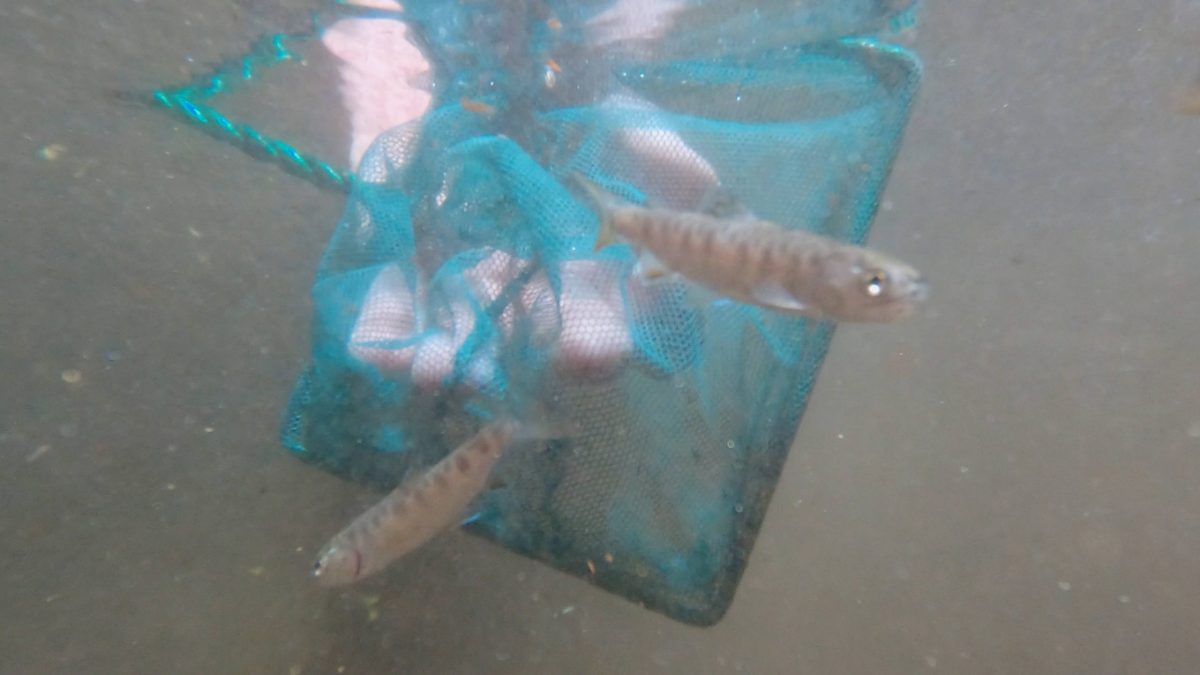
xmin=698 ymin=186 xmax=755 ymax=221
xmin=634 ymin=249 xmax=672 ymax=281
xmin=749 ymin=280 xmax=810 ymax=312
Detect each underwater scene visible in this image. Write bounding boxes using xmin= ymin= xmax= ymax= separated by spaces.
xmin=3 ymin=0 xmax=1200 ymax=672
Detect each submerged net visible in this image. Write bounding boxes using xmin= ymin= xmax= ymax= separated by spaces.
xmin=157 ymin=0 xmax=921 ymax=625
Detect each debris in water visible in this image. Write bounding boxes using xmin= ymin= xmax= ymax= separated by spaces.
xmin=460 ymin=98 xmax=496 ymax=116
xmin=1176 ymin=82 xmax=1200 ymax=115
xmin=364 ymin=594 xmax=381 ymax=622
xmin=561 ymin=605 xmax=575 ymax=615
xmin=1118 ymin=594 xmax=1130 ymax=604
xmin=586 ymin=559 xmax=596 ymax=576
xmin=248 ymin=566 xmax=265 ymax=576
xmin=25 ymin=445 xmax=51 ymax=463
xmin=38 ymin=144 xmax=66 ymax=160
xmin=1057 ymin=581 xmax=1071 ymax=591
xmin=61 ymin=369 xmax=82 ymax=384
xmin=70 ymin=157 xmax=98 ymax=179
xmin=1187 ymin=421 xmax=1200 ymax=439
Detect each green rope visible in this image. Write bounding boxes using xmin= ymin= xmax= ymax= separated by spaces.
xmin=150 ymin=17 xmax=360 ymax=194
xmin=153 ymin=87 xmax=352 ymax=193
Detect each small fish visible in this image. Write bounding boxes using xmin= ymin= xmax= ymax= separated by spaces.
xmin=312 ymin=421 xmax=518 ymax=586
xmin=574 ymin=176 xmax=928 ymax=323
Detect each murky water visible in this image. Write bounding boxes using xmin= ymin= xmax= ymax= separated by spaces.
xmin=3 ymin=1 xmax=1200 ymax=673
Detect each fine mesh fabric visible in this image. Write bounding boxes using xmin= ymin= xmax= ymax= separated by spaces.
xmin=281 ymin=0 xmax=922 ymax=625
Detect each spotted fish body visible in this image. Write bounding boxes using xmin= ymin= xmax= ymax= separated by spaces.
xmin=312 ymin=421 xmax=517 ymax=586
xmin=579 ymin=178 xmax=928 ymax=323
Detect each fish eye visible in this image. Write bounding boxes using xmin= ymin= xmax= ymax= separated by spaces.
xmin=862 ymin=270 xmax=889 ymax=297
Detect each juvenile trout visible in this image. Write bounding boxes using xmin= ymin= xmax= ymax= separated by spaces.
xmin=576 ymin=177 xmax=928 ymax=322
xmin=312 ymin=421 xmax=517 ymax=586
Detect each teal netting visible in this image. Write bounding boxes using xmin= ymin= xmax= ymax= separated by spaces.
xmin=155 ymin=0 xmax=921 ymax=626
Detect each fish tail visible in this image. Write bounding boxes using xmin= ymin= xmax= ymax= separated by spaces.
xmin=466 ymin=396 xmax=575 ymax=449
xmin=569 ymin=173 xmax=626 ymax=252
xmin=525 ymin=400 xmax=583 ymax=451
xmin=593 ymin=203 xmax=617 ymax=252
xmin=508 ymin=401 xmax=577 ymax=449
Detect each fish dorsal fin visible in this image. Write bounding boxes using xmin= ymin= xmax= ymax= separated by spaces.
xmin=698 ymin=186 xmax=755 ymax=221
xmin=749 ymin=279 xmax=810 ymax=313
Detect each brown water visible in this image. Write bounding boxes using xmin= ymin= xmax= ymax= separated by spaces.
xmin=3 ymin=1 xmax=1200 ymax=673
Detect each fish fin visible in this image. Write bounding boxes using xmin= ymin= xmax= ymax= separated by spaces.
xmin=511 ymin=400 xmax=579 ymax=447
xmin=634 ymin=249 xmax=672 ymax=281
xmin=569 ymin=173 xmax=631 ymax=252
xmin=393 ymin=466 xmax=423 ymax=493
xmin=571 ymin=172 xmax=634 ymax=209
xmin=473 ymin=398 xmax=577 ymax=451
xmin=698 ymin=186 xmax=755 ymax=221
xmin=682 ymin=282 xmax=724 ymax=309
xmin=749 ymin=279 xmax=810 ymax=313
xmin=460 ymin=512 xmax=483 ymax=527
xmin=594 ymin=209 xmax=617 ymax=252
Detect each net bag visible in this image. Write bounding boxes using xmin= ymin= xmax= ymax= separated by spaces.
xmin=155 ymin=0 xmax=922 ymax=625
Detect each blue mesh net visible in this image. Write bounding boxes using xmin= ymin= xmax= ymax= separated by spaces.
xmin=154 ymin=0 xmax=921 ymax=625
